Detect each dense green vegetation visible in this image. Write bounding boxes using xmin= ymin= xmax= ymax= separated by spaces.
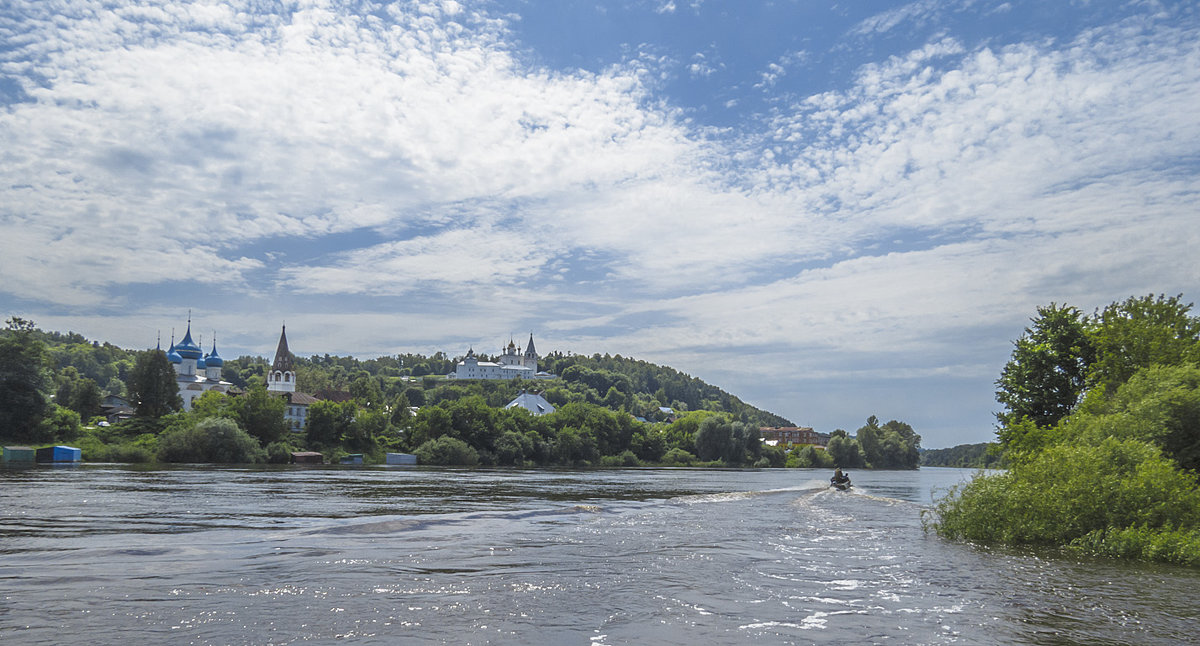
xmin=1 ymin=318 xmax=924 ymax=470
xmin=920 ymin=443 xmax=1005 ymax=469
xmin=821 ymin=417 xmax=922 ymax=470
xmin=1 ymin=319 xmax=820 ymax=467
xmin=929 ymin=294 xmax=1200 ymax=566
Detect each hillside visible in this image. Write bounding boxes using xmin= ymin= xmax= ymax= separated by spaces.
xmin=4 ymin=323 xmax=791 ymax=428
xmin=220 ymin=349 xmax=792 ymax=428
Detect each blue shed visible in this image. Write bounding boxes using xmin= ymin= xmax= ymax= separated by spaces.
xmin=340 ymin=453 xmax=364 ymax=465
xmin=386 ymin=453 xmax=417 ymax=465
xmin=35 ymin=445 xmax=82 ymax=463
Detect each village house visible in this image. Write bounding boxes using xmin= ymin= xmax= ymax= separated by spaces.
xmin=759 ymin=426 xmax=829 ymax=448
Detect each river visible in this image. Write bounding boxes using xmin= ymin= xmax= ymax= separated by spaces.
xmin=1 ymin=465 xmax=1197 ymax=645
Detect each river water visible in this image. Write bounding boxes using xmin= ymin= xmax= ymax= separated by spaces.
xmin=2 ymin=465 xmax=1197 ymax=645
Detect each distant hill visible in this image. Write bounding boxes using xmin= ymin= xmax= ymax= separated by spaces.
xmin=921 ymin=442 xmax=1005 ymax=469
xmin=9 ymin=324 xmax=791 ymax=427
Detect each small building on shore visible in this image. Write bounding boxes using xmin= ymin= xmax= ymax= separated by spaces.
xmin=760 ymin=426 xmax=828 ymax=448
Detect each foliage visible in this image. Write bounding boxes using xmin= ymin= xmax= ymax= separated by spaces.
xmin=854 ymin=416 xmax=921 ymax=468
xmin=414 ymin=436 xmax=479 ymax=466
xmin=0 ymin=317 xmax=51 ymax=441
xmin=825 ymin=433 xmax=864 ymax=468
xmin=266 ymin=440 xmax=297 ymax=464
xmin=785 ymin=445 xmax=834 ymax=469
xmin=598 ymin=449 xmax=642 ymax=467
xmin=1067 ymin=525 xmax=1200 ymax=566
xmin=226 ymin=385 xmax=289 ymax=446
xmin=126 ymin=349 xmax=182 ymax=418
xmin=691 ymin=416 xmax=761 ymax=464
xmin=995 ymin=304 xmax=1095 ymax=429
xmin=305 ymin=400 xmax=356 ymax=448
xmin=37 ymin=404 xmax=81 ymax=442
xmin=920 ymin=442 xmax=1005 ymax=469
xmin=1061 ymin=363 xmax=1200 ymax=472
xmin=157 ymin=417 xmax=267 ymax=464
xmin=11 ymin=320 xmax=811 ymax=467
xmin=55 ymin=371 xmax=103 ymax=420
xmin=1087 ymin=294 xmax=1200 ymax=395
xmin=661 ymin=447 xmax=696 ymax=466
xmin=543 ymin=352 xmax=792 ymax=426
xmin=928 ymin=438 xmax=1200 ymax=566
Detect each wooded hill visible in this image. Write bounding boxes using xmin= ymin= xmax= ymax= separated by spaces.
xmin=3 ymin=324 xmax=792 ymax=431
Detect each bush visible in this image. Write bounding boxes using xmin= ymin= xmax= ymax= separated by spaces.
xmin=266 ymin=440 xmax=296 ymax=464
xmin=1068 ymin=526 xmax=1200 ymax=566
xmin=928 ymin=438 xmax=1200 ymax=564
xmin=661 ymin=447 xmax=695 ymax=466
xmin=786 ymin=445 xmax=834 ymax=468
xmin=106 ymin=443 xmax=155 ymax=463
xmin=414 ymin=436 xmax=479 ymax=466
xmin=599 ymin=450 xmax=641 ymax=467
xmin=157 ymin=417 xmax=267 ymax=463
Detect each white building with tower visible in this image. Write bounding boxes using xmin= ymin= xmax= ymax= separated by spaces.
xmin=266 ymin=325 xmax=318 ymax=431
xmin=453 ymin=335 xmax=554 ymax=380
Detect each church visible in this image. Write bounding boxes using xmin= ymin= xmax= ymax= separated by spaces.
xmin=265 ymin=325 xmax=318 ymax=431
xmin=452 ymin=335 xmax=555 ymax=380
xmin=165 ymin=319 xmax=232 ymax=411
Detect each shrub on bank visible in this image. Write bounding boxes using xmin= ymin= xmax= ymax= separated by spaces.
xmin=414 ymin=436 xmax=479 ymax=466
xmin=660 ymin=447 xmax=696 ymax=466
xmin=599 ymin=450 xmax=641 ymax=467
xmin=157 ymin=417 xmax=267 ymax=464
xmin=928 ymin=437 xmax=1200 ymax=565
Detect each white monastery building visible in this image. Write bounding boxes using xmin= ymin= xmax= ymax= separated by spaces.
xmin=452 ymin=335 xmax=555 ymax=380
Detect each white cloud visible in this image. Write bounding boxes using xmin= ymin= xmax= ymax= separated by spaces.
xmin=2 ymin=1 xmax=1198 ymax=445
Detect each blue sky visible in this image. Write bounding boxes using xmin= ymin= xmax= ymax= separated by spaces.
xmin=2 ymin=1 xmax=1198 ymax=448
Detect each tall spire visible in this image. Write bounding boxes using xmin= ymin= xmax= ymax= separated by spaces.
xmin=271 ymin=325 xmax=294 ymax=372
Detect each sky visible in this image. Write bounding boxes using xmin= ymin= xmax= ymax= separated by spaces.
xmin=2 ymin=1 xmax=1198 ymax=448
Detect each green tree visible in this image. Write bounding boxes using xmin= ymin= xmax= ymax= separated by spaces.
xmin=826 ymin=433 xmax=865 ymax=468
xmin=227 ymin=385 xmax=288 ymax=446
xmin=127 ymin=349 xmax=182 ymax=418
xmin=855 ymin=418 xmax=882 ymax=466
xmin=879 ymin=419 xmax=921 ymax=469
xmin=1087 ymin=294 xmax=1200 ymax=394
xmin=37 ymin=404 xmax=81 ymax=442
xmin=495 ymin=430 xmax=534 ymax=466
xmin=346 ymin=407 xmax=388 ymax=452
xmin=694 ymin=416 xmax=733 ymax=462
xmin=996 ymin=303 xmax=1095 ymax=429
xmin=1065 ymin=363 xmax=1200 ymax=472
xmin=306 ymin=400 xmax=355 ymax=448
xmin=69 ymin=377 xmax=103 ymax=420
xmin=0 ymin=317 xmax=50 ymax=441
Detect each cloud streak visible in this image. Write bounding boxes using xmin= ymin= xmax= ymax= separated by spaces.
xmin=1 ymin=0 xmax=1197 ymax=446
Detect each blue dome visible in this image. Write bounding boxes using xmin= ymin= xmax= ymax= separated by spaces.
xmin=205 ymin=341 xmax=224 ymax=368
xmin=167 ymin=345 xmax=183 ymax=364
xmin=175 ymin=325 xmax=203 ymax=360
xmin=196 ymin=356 xmax=207 ymax=370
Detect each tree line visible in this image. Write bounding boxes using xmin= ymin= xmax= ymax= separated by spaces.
xmin=1 ymin=317 xmax=919 ymax=470
xmin=929 ymin=294 xmax=1200 ymax=566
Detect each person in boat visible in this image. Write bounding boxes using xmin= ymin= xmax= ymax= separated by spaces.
xmin=831 ymin=468 xmax=851 ymax=486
